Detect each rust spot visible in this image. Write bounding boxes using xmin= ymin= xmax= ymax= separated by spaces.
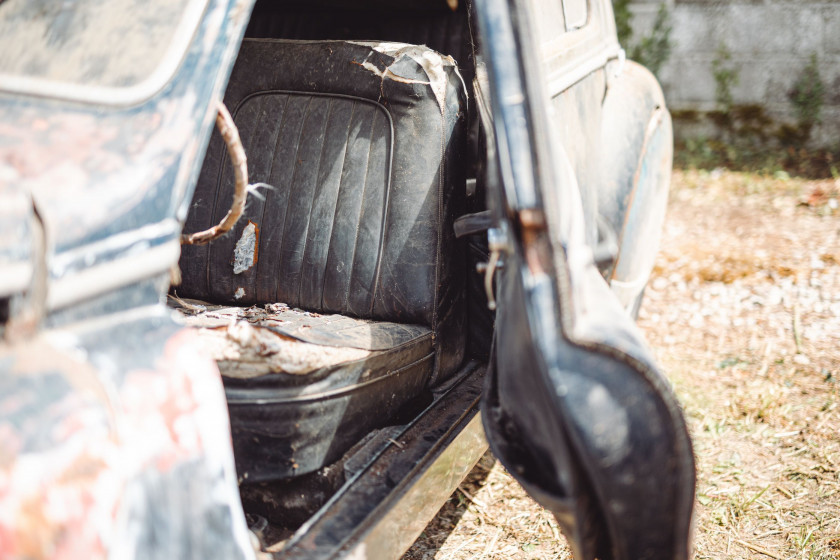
xmin=251 ymin=221 xmax=260 ymax=265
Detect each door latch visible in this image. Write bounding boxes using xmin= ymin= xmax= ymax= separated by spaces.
xmin=481 ymin=225 xmax=510 ymax=311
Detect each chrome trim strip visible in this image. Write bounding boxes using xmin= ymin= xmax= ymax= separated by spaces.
xmin=225 ymin=353 xmax=436 ymax=405
xmin=279 ymin=363 xmax=485 ymax=559
xmin=47 ymin=240 xmax=179 ymax=310
xmin=51 ymin=220 xmax=181 ymax=277
xmin=46 ymin=303 xmax=168 ymax=335
xmin=348 ymin=412 xmax=488 ymax=560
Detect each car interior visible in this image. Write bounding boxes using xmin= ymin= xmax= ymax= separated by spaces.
xmin=170 ymin=0 xmax=494 ymax=542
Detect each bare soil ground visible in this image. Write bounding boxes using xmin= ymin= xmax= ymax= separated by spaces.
xmin=404 ymin=169 xmax=840 ymax=560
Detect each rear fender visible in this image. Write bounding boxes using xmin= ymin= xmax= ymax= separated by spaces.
xmin=599 ymin=61 xmax=673 ymax=310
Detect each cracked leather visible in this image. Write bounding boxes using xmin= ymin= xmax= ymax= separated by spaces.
xmin=179 ymin=39 xmax=469 ymax=381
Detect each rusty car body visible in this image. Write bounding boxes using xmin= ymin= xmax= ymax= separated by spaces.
xmin=0 ymin=0 xmax=695 ymax=558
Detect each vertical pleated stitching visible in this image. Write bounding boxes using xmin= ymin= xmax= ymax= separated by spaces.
xmin=298 ymin=98 xmax=335 ymax=307
xmin=319 ymin=99 xmax=357 ymax=310
xmin=344 ymin=104 xmax=378 ymax=315
xmin=274 ymin=96 xmax=315 ymax=303
xmin=181 ymin=130 xmax=222 ymax=298
xmin=366 ymin=108 xmax=392 ymax=317
xmin=296 ymin=98 xmax=335 ymax=307
xmin=234 ymin=94 xmax=277 ymax=300
xmin=253 ymin=93 xmax=292 ymax=300
xmin=208 ymin=99 xmax=263 ymax=301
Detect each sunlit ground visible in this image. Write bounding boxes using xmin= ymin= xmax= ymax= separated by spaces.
xmin=405 ymin=169 xmax=840 ymax=560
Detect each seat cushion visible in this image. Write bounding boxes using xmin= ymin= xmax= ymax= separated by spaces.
xmin=178 ymin=39 xmax=468 ymax=379
xmin=173 ymin=298 xmax=434 ymax=481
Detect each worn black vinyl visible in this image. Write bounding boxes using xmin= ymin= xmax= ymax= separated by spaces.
xmin=171 ymin=297 xmax=436 ymax=480
xmin=242 ymin=3 xmax=492 ymax=361
xmin=175 ymin=300 xmax=430 ymax=351
xmin=243 ymin=0 xmax=482 ymax=195
xmin=244 ymin=1 xmax=475 ymax=90
xmin=253 ymin=312 xmax=429 ymax=352
xmin=225 ymin=331 xmax=434 ymax=482
xmin=180 ymin=39 xmax=467 ymax=378
xmin=178 ymin=39 xmax=468 ymax=480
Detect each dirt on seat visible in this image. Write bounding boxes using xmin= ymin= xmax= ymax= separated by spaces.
xmin=171 ymin=297 xmax=381 ymax=377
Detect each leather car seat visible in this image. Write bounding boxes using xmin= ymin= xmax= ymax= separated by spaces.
xmin=177 ymin=39 xmax=468 ymax=481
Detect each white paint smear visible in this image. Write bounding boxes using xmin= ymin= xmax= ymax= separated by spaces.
xmin=233 ymin=221 xmax=257 ymax=275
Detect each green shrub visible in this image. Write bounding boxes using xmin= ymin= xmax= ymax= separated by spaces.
xmin=711 ymin=43 xmax=738 ymax=113
xmin=611 ymin=1 xmax=672 ymax=77
xmin=788 ymin=53 xmax=825 ymax=143
xmin=612 ymin=0 xmax=633 ymax=46
xmin=629 ymin=4 xmax=672 ymax=76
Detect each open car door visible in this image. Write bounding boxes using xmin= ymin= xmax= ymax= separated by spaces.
xmin=473 ymin=0 xmax=696 ymax=558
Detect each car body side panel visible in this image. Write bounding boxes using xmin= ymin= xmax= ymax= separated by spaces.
xmin=0 ymin=4 xmax=258 ymax=553
xmin=0 ymin=308 xmax=255 ymax=560
xmin=599 ymin=61 xmax=673 ymax=309
xmin=547 ymin=69 xmax=607 ymax=249
xmin=0 ymin=185 xmax=34 ymax=299
xmin=0 ymin=0 xmax=255 ymax=314
xmin=475 ymin=0 xmax=695 ymax=558
xmin=531 ymin=0 xmax=618 ymax=250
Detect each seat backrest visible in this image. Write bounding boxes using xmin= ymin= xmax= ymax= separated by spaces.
xmin=178 ymin=39 xmax=468 ymax=375
xmin=244 ymin=4 xmax=475 ymax=90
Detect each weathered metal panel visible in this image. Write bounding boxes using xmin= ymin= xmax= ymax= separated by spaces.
xmin=0 ymin=0 xmax=207 ymax=102
xmin=0 ymin=185 xmax=33 ymax=298
xmin=0 ymin=0 xmax=255 ymax=314
xmin=0 ymin=308 xmax=255 ymax=559
xmin=0 ymin=0 xmax=258 ymax=556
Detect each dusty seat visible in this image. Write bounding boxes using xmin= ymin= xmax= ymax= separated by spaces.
xmin=171 ymin=297 xmax=434 ymax=481
xmin=177 ymin=39 xmax=467 ymax=480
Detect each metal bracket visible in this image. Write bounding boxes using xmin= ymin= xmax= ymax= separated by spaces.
xmin=483 ymin=224 xmax=511 ymax=311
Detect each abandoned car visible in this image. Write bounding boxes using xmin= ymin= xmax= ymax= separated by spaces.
xmin=0 ymin=0 xmax=695 ymax=558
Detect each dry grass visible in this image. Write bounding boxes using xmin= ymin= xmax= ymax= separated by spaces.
xmin=405 ymin=169 xmax=840 ymax=559
xmin=403 ymin=452 xmax=571 ymax=560
xmin=645 ymin=169 xmax=840 ymax=560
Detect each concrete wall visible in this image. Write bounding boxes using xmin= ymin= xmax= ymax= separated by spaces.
xmin=626 ymin=0 xmax=840 ymax=146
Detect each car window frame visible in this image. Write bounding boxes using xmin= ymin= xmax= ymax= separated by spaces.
xmin=530 ymin=0 xmax=621 ymax=97
xmin=0 ymin=0 xmax=209 ymax=107
xmin=563 ymin=0 xmax=589 ymax=31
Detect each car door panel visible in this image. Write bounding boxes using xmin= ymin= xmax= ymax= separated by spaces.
xmin=474 ymin=0 xmax=696 ymax=558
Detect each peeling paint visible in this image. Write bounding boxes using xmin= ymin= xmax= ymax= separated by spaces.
xmin=0 ymin=320 xmax=255 ymax=560
xmin=232 ymin=221 xmax=258 ymax=275
xmin=234 ymin=287 xmax=245 ymax=300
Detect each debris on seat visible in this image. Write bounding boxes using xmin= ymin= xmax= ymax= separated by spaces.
xmin=170 ymin=298 xmax=371 ymax=376
xmin=191 ymin=319 xmax=371 ymax=377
